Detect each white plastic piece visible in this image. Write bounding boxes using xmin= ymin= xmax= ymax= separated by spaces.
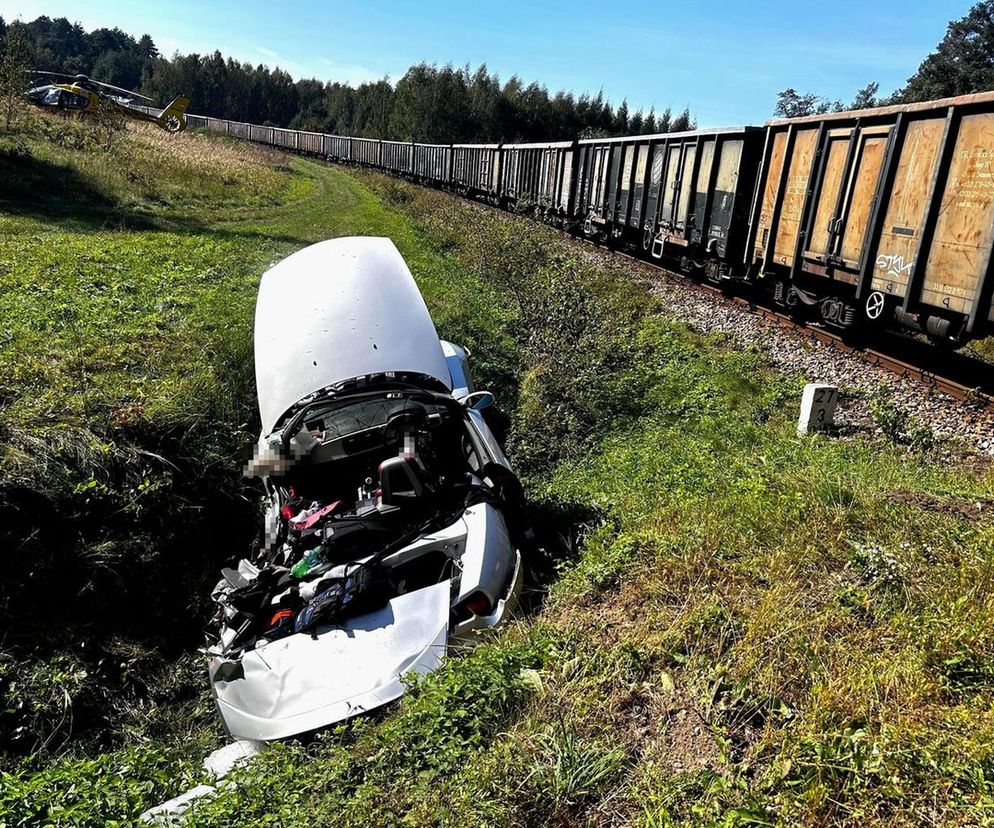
xmin=203 ymin=739 xmax=266 ymax=779
xmin=455 ymin=503 xmax=513 ymax=607
xmin=254 ymin=237 xmax=452 ymax=436
xmin=452 ymin=549 xmax=524 ymax=639
xmin=140 ymin=784 xmax=217 ymax=825
xmin=139 ymin=741 xmax=265 ymax=824
xmin=797 ymin=383 xmax=839 ymax=436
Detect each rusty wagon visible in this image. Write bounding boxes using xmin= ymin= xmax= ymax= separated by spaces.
xmin=747 ymin=91 xmax=994 ymax=343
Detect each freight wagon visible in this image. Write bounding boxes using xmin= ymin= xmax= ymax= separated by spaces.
xmin=323 ymin=134 xmax=351 ymax=161
xmin=452 ymin=144 xmax=500 ymax=199
xmin=748 ymin=91 xmax=994 ymax=342
xmin=248 ymin=124 xmax=274 ymax=145
xmin=178 ymin=91 xmax=994 ymax=345
xmin=500 ymin=141 xmax=575 ymax=216
xmin=298 ymin=130 xmax=324 ymax=155
xmin=272 ymin=127 xmax=298 ymax=150
xmin=352 ymin=137 xmax=381 ymax=167
xmin=576 ymin=128 xmax=763 ymax=281
xmin=382 ymin=140 xmax=412 ymax=175
xmin=413 ymin=143 xmax=451 ymax=183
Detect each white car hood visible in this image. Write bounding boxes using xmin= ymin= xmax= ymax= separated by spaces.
xmin=211 ymin=581 xmax=450 ymax=741
xmin=254 ymin=237 xmax=452 ymax=435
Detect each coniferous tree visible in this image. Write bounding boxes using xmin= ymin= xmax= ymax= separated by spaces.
xmin=656 ymin=107 xmax=672 ymax=133
xmin=670 ymin=107 xmax=695 ymax=132
xmin=614 ymin=99 xmax=629 ymax=134
xmin=900 ymin=1 xmax=994 ymax=101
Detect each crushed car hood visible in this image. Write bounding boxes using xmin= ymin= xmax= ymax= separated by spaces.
xmin=254 ymin=237 xmax=453 ymax=435
xmin=209 ymin=581 xmax=450 ymax=741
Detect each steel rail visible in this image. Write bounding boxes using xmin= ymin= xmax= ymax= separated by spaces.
xmin=593 ymin=243 xmax=993 ymax=408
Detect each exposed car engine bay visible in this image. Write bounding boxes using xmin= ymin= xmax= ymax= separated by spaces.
xmin=210 ymin=385 xmax=521 ymax=660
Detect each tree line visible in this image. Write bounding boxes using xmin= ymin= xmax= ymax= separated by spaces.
xmin=0 ymin=15 xmax=693 ymax=141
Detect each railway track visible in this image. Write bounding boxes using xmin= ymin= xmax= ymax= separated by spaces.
xmin=576 ymin=241 xmax=994 ymax=409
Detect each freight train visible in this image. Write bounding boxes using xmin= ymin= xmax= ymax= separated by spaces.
xmin=183 ymin=91 xmax=994 ymax=346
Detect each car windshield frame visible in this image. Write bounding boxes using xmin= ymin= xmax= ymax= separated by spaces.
xmin=279 ymin=385 xmax=463 ymax=453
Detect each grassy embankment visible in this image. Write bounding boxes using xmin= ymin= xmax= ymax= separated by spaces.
xmin=2 ymin=116 xmax=993 ymax=826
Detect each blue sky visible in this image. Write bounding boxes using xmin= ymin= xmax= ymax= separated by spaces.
xmin=0 ymin=0 xmax=971 ymax=125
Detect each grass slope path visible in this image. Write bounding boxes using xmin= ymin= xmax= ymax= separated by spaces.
xmin=1 ymin=118 xmax=993 ymax=827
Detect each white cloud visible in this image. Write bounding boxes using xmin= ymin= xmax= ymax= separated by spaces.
xmin=249 ymin=45 xmax=320 ymax=80
xmin=316 ymin=57 xmax=388 ymax=86
xmin=256 ymin=45 xmax=280 ymax=63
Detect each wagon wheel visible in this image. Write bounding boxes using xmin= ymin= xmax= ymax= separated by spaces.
xmin=864 ymin=291 xmax=886 ymax=321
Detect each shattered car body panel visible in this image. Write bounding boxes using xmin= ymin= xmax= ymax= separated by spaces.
xmin=212 ymin=581 xmax=450 ymax=741
xmin=207 ymin=237 xmax=523 ymax=741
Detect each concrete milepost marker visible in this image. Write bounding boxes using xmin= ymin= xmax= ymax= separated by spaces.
xmin=797 ymin=383 xmax=839 ymax=436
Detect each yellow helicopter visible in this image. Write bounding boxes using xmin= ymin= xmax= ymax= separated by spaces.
xmin=24 ymin=71 xmax=191 ymax=133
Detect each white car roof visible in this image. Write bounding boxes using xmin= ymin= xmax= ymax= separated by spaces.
xmin=254 ymin=237 xmax=452 ymax=435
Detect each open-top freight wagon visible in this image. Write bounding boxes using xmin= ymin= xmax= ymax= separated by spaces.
xmin=749 ymin=91 xmax=994 ymax=343
xmin=574 ymin=128 xmax=763 ymax=282
xmin=499 ymin=140 xmax=575 ymax=217
xmin=452 ymin=144 xmax=500 ymax=200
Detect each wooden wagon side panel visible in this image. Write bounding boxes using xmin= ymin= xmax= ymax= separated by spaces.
xmin=754 ymin=130 xmax=788 ymax=260
xmin=630 ymin=144 xmax=650 ymax=227
xmin=807 ymin=132 xmax=851 ymax=258
xmin=660 ymin=144 xmax=682 ymax=225
xmin=838 ymin=132 xmax=888 ymax=265
xmin=692 ymin=139 xmax=716 ymax=235
xmin=870 ymin=118 xmax=945 ymax=297
xmin=773 ymin=128 xmax=818 ymax=268
xmin=711 ymin=139 xmax=744 ymax=241
xmin=922 ymin=112 xmax=994 ymax=314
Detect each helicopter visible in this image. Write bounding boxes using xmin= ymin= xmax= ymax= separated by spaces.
xmin=23 ymin=71 xmax=190 ymax=133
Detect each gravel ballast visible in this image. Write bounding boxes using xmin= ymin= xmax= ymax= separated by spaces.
xmin=584 ymin=247 xmax=994 ymax=458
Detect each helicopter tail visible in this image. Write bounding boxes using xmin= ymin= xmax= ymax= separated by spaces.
xmin=157 ymin=96 xmax=191 ymax=133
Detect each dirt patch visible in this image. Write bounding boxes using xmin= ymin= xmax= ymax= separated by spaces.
xmin=890 ymin=490 xmax=994 ymax=521
xmin=609 ymin=683 xmax=722 ymax=774
xmin=654 ymin=701 xmax=722 ymax=775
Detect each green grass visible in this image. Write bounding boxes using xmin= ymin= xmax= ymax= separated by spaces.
xmin=0 ymin=115 xmax=512 ymax=769
xmin=1 ymin=116 xmax=993 ymax=826
xmin=973 ymin=336 xmax=994 ymax=363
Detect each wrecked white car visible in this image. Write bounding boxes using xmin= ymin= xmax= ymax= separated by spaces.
xmin=206 ymin=237 xmax=524 ymax=742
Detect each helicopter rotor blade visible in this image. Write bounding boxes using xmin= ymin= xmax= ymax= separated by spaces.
xmin=23 ymin=70 xmax=155 ymax=102
xmin=24 ymin=70 xmax=78 ymax=79
xmin=86 ymin=79 xmax=154 ymax=102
